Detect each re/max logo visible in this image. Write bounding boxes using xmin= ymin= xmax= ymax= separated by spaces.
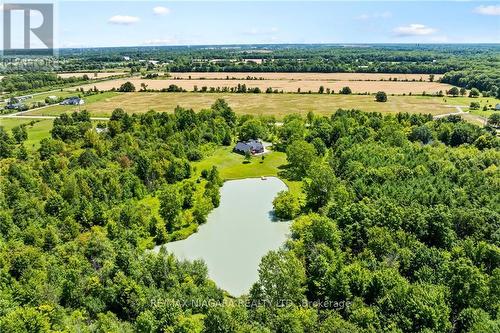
xmin=2 ymin=3 xmax=54 ymax=56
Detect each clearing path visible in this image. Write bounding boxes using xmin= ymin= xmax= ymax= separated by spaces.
xmin=433 ymin=105 xmax=489 ymax=126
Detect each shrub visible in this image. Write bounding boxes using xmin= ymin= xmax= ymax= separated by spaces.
xmin=375 ymin=91 xmax=387 ymax=102
xmin=339 ymin=86 xmax=352 ymax=95
xmin=273 ymin=191 xmax=301 ymax=220
xmin=469 ymin=102 xmax=480 ymax=110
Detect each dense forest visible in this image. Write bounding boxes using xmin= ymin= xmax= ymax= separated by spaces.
xmin=0 ymin=73 xmax=93 ymax=93
xmin=2 ymin=44 xmax=499 ymax=96
xmin=0 ymin=99 xmax=499 ymax=332
xmin=54 ymin=44 xmax=499 ymax=74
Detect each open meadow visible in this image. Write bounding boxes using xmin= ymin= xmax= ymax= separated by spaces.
xmin=25 ymin=92 xmax=457 ymax=118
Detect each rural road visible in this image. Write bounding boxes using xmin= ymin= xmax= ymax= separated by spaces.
xmin=0 ymin=106 xmax=109 ymax=121
xmin=434 ymin=105 xmax=489 ymax=126
xmin=0 ymin=115 xmax=110 ymax=121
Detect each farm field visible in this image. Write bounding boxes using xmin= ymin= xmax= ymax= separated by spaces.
xmin=72 ymin=77 xmax=453 ymax=94
xmin=169 ymin=72 xmax=443 ymax=81
xmin=25 ymin=92 xmax=455 ymax=118
xmin=57 ymin=72 xmax=127 ymax=79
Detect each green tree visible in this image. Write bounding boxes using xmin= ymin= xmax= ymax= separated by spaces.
xmin=273 ymin=191 xmax=301 ymax=220
xmin=159 ymin=185 xmax=183 ymax=231
xmin=470 ymin=101 xmax=481 ymax=110
xmin=469 ymin=87 xmax=480 ymax=97
xmin=488 ymin=113 xmax=500 ymax=127
xmin=448 ymin=87 xmax=460 ymax=97
xmin=286 ymin=140 xmax=317 ymax=178
xmin=11 ymin=125 xmax=28 ymax=143
xmin=375 ymin=91 xmax=387 ymax=102
xmin=239 ymin=119 xmax=266 ymax=141
xmin=304 ymin=162 xmax=337 ymax=209
xmin=409 ymin=125 xmax=433 ymax=144
xmin=250 ymin=250 xmax=306 ymax=307
xmin=279 ymin=119 xmax=306 ymax=146
xmin=340 ymin=86 xmax=352 ymax=94
xmin=118 ymin=81 xmax=136 ymax=92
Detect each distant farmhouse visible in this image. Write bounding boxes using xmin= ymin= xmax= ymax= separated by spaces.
xmin=5 ymin=103 xmax=23 ymax=110
xmin=60 ymin=97 xmax=85 ymax=105
xmin=233 ymin=139 xmax=264 ymax=155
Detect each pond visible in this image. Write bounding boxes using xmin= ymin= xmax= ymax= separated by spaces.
xmin=154 ymin=177 xmax=290 ymax=296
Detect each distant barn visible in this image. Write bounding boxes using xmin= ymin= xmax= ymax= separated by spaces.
xmin=233 ymin=139 xmax=264 ymax=155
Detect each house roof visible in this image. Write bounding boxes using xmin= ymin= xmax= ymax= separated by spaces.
xmin=234 ymin=139 xmax=264 ymax=152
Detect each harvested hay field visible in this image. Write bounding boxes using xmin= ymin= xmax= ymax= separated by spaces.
xmin=27 ymin=92 xmax=451 ymax=119
xmin=73 ymin=77 xmax=453 ymax=95
xmin=169 ymin=72 xmax=443 ymax=82
xmin=57 ymin=72 xmax=127 ymax=79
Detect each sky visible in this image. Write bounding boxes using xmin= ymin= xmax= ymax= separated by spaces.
xmin=2 ymin=1 xmax=500 ymax=48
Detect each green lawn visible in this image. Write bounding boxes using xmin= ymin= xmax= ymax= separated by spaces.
xmin=193 ymin=145 xmax=302 ymax=195
xmin=0 ymin=118 xmax=53 ymax=150
xmin=469 ymin=109 xmax=498 ymax=118
xmin=444 ymin=96 xmax=499 ymax=107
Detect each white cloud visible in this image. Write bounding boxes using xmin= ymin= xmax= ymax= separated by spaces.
xmin=473 ymin=5 xmax=500 ymax=16
xmin=153 ymin=6 xmax=171 ymax=16
xmin=244 ymin=27 xmax=279 ymax=35
xmin=108 ymin=15 xmax=140 ymax=25
xmin=357 ymin=12 xmax=392 ymax=20
xmin=393 ymin=24 xmax=436 ymax=37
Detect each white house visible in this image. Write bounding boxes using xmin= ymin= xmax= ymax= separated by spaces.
xmin=60 ymin=97 xmax=85 ymax=105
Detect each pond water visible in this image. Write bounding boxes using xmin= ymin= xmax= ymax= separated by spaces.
xmin=154 ymin=177 xmax=290 ymax=296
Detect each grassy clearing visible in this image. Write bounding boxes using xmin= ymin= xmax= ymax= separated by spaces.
xmin=444 ymin=96 xmax=499 ymax=107
xmin=0 ymin=118 xmax=53 ymax=150
xmin=193 ymin=145 xmax=302 ymax=195
xmin=28 ymin=92 xmax=453 ymax=119
xmin=469 ymin=109 xmax=497 ymax=118
xmin=446 ymin=96 xmax=500 ymax=119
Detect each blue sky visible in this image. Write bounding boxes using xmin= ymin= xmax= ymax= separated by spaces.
xmin=4 ymin=1 xmax=500 ymax=48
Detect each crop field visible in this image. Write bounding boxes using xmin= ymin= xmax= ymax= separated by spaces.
xmin=72 ymin=77 xmax=453 ymax=95
xmin=25 ymin=92 xmax=454 ymax=118
xmin=169 ymin=72 xmax=443 ymax=81
xmin=57 ymin=72 xmax=127 ymax=79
